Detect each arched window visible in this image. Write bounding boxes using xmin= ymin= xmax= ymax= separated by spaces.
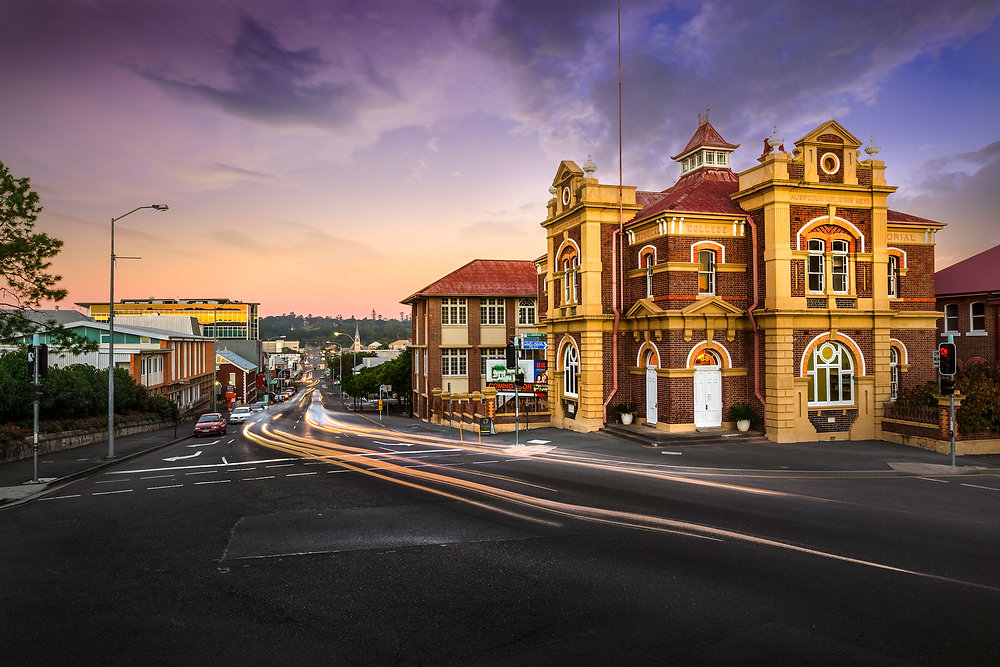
xmin=698 ymin=249 xmax=716 ymax=295
xmin=518 ymin=298 xmax=536 ymax=325
xmin=807 ymin=341 xmax=854 ymax=406
xmin=694 ymin=349 xmax=720 ymax=367
xmin=643 ymin=252 xmax=654 ymax=298
xmin=889 ymin=347 xmax=899 ymax=401
xmin=887 ymin=255 xmax=900 ymax=298
xmin=562 ymin=343 xmax=579 ymax=397
xmin=970 ymin=302 xmax=986 ymax=333
xmin=561 ymin=253 xmax=579 ymax=304
xmin=944 ymin=304 xmax=959 ymax=333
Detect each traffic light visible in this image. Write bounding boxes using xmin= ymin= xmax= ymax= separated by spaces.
xmin=506 ymin=341 xmax=518 ymax=369
xmin=938 ymin=342 xmax=957 ymax=375
xmin=26 ymin=344 xmax=49 ymax=378
xmin=515 ymin=371 xmax=525 ymax=387
xmin=940 ymin=376 xmax=955 ymax=396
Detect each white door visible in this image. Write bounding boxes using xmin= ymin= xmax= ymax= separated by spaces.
xmin=645 ymin=365 xmax=658 ymax=425
xmin=694 ymin=368 xmax=722 ymax=428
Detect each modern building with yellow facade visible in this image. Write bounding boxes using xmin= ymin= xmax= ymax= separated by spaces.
xmin=77 ymin=298 xmax=260 ymax=341
xmin=538 ymin=118 xmax=943 ymax=443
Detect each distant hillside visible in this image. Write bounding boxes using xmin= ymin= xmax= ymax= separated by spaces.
xmin=261 ymin=314 xmax=411 ymax=347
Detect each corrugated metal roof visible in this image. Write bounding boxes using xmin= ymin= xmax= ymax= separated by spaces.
xmin=936 ymin=244 xmax=1000 ymax=296
xmin=402 ymin=259 xmax=537 ymax=304
xmin=670 ymin=120 xmax=740 ymax=160
xmin=887 ymin=209 xmax=945 ymax=226
xmin=216 ymin=349 xmax=257 ymax=372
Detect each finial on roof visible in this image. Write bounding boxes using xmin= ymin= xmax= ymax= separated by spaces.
xmin=697 ymin=106 xmax=710 ymax=126
xmin=864 ymin=134 xmax=881 ymax=157
xmin=548 ymin=185 xmax=557 ymax=196
xmin=583 ymin=154 xmax=597 ymax=178
xmin=767 ymin=125 xmax=784 ymax=149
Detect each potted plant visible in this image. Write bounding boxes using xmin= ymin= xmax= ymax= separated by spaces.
xmin=728 ymin=402 xmax=755 ymax=432
xmin=616 ymin=401 xmax=638 ymax=425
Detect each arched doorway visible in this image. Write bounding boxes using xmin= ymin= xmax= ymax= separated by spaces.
xmin=693 ymin=349 xmax=721 ymax=428
xmin=643 ymin=348 xmax=658 ymax=425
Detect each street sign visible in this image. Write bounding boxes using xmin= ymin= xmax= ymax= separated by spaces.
xmin=521 ymin=338 xmax=547 ymax=350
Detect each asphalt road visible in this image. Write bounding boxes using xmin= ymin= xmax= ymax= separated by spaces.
xmin=1 ymin=368 xmax=998 ymax=665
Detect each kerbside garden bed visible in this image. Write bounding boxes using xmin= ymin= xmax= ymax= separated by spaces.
xmin=0 ymin=414 xmax=172 ymax=464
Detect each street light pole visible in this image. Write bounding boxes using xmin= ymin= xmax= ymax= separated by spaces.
xmin=107 ymin=204 xmax=168 ymax=459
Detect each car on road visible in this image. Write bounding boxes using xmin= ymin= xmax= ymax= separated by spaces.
xmin=228 ymin=406 xmax=253 ymax=423
xmin=249 ymin=402 xmax=265 ymax=412
xmin=193 ymin=413 xmax=227 ymax=437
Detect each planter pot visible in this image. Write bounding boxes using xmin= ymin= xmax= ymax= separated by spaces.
xmin=621 ymin=413 xmax=634 ymax=425
xmin=736 ymin=419 xmax=750 ymax=432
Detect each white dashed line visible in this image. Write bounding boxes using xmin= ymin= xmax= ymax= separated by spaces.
xmin=265 ymin=464 xmax=294 ymax=469
xmin=95 ymin=479 xmax=130 ymax=484
xmin=195 ymin=479 xmax=232 ymax=485
xmin=243 ymin=476 xmax=274 ymax=481
xmin=472 ymin=460 xmax=499 ymax=465
xmin=327 ymin=470 xmax=349 ymax=474
xmin=93 ymin=489 xmax=133 ymax=496
xmin=286 ymin=472 xmax=318 ymax=477
xmin=39 ymin=495 xmax=81 ymax=501
xmin=148 ymin=484 xmax=183 ymax=490
xmin=960 ymin=483 xmax=999 ymax=491
xmin=186 ymin=470 xmax=218 ymax=476
xmin=140 ymin=474 xmax=175 ymax=480
xmin=917 ymin=477 xmax=949 ymax=483
xmin=227 ymin=468 xmax=256 ymax=472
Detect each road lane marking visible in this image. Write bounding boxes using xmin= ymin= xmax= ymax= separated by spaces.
xmin=227 ymin=468 xmax=256 ymax=472
xmin=140 ymin=474 xmax=175 ymax=480
xmin=39 ymin=495 xmax=81 ymax=501
xmin=195 ymin=479 xmax=232 ymax=485
xmin=472 ymin=460 xmax=499 ymax=465
xmin=265 ymin=464 xmax=294 ymax=469
xmin=93 ymin=489 xmax=133 ymax=496
xmin=95 ymin=479 xmax=130 ymax=484
xmin=148 ymin=484 xmax=183 ymax=490
xmin=243 ymin=476 xmax=274 ymax=481
xmin=186 ymin=470 xmax=218 ymax=476
xmin=286 ymin=472 xmax=318 ymax=477
xmin=917 ymin=477 xmax=949 ymax=483
xmin=960 ymin=483 xmax=999 ymax=491
xmin=111 ymin=457 xmax=298 ymax=474
xmin=165 ymin=451 xmax=203 ymax=461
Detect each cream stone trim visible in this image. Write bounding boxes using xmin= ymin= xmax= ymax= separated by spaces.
xmin=636 ymin=341 xmax=660 ymax=367
xmin=690 ymin=240 xmax=725 ymax=263
xmin=685 ymin=341 xmax=733 ymax=368
xmin=797 ymin=215 xmax=867 ymax=252
xmin=800 ymin=332 xmax=866 ymax=377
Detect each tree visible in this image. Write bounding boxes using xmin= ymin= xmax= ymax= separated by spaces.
xmin=0 ymin=160 xmax=94 ymax=352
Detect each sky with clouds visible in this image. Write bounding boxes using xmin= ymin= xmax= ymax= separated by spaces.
xmin=1 ymin=0 xmax=998 ymax=318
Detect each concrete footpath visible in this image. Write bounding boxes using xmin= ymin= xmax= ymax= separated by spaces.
xmin=3 ymin=414 xmax=998 ymax=508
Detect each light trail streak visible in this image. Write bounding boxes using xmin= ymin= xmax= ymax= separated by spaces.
xmin=245 ymin=405 xmax=1000 ymax=593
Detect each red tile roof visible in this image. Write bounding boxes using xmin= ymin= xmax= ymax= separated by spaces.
xmin=630 ymin=168 xmax=743 ymax=225
xmin=670 ymin=121 xmax=739 ymax=160
xmin=401 ymin=259 xmax=537 ymax=304
xmin=887 ymin=209 xmax=945 ymax=226
xmin=935 ymin=244 xmax=1000 ymax=296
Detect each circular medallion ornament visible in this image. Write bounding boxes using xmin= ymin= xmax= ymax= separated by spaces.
xmin=561 ymin=186 xmax=571 ymax=206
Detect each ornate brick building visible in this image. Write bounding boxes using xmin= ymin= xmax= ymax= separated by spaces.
xmin=538 ymin=118 xmax=944 ymax=442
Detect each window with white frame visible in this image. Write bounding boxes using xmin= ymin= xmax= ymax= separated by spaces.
xmin=441 ymin=348 xmax=467 ymax=376
xmin=480 ymin=348 xmax=505 ymax=377
xmin=887 ymin=255 xmax=900 ymax=298
xmin=698 ymin=249 xmax=716 ymax=295
xmin=562 ymin=255 xmax=579 ymax=304
xmin=643 ymin=252 xmax=654 ymax=298
xmin=831 ymin=239 xmax=849 ymax=293
xmin=562 ymin=344 xmax=579 ymax=397
xmin=970 ymin=302 xmax=986 ymax=332
xmin=944 ymin=304 xmax=959 ymax=333
xmin=807 ymin=239 xmax=825 ymax=292
xmin=441 ymin=298 xmax=467 ymax=326
xmin=889 ymin=347 xmax=899 ymax=401
xmin=423 ymin=350 xmax=428 ymax=376
xmin=806 ymin=341 xmax=854 ymax=406
xmin=480 ymin=298 xmax=505 ymax=326
xmin=518 ymin=298 xmax=536 ymax=325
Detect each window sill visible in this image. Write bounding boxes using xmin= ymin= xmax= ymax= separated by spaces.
xmin=941 ymin=331 xmax=960 ymax=337
xmin=966 ymin=330 xmax=988 ymax=337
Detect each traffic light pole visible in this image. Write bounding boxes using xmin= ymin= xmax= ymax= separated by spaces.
xmin=31 ymin=334 xmax=40 ymax=484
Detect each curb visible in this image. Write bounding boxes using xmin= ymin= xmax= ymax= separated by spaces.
xmin=0 ymin=433 xmax=194 ymax=511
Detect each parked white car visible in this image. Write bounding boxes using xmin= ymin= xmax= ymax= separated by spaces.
xmin=228 ymin=406 xmax=254 ymax=423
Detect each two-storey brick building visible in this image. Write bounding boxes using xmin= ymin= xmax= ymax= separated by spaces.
xmin=403 ymin=259 xmax=540 ymax=423
xmin=935 ymin=244 xmax=1000 ymax=367
xmin=539 ymin=118 xmax=944 ymax=442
